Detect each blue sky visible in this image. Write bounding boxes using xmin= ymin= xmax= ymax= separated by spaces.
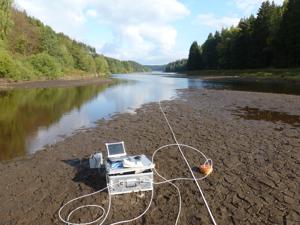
xmin=15 ymin=0 xmax=284 ymax=65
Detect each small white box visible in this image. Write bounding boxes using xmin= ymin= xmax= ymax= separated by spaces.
xmin=89 ymin=152 xmax=103 ymax=169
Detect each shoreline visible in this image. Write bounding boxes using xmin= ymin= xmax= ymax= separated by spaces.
xmin=198 ymin=75 xmax=300 ymax=84
xmin=2 ymin=71 xmax=300 ymax=92
xmin=0 ymin=76 xmax=113 ymax=90
xmin=176 ymin=68 xmax=300 ymax=81
xmin=0 ymin=88 xmax=299 ymax=224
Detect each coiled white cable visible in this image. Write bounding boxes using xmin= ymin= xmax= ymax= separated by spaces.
xmin=58 ymin=185 xmax=111 ymax=225
xmin=58 ymin=102 xmax=216 ymax=225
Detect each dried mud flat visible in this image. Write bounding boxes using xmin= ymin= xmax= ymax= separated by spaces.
xmin=0 ymin=89 xmax=299 ymax=225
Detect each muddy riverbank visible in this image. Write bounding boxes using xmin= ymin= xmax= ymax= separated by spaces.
xmin=0 ymin=89 xmax=299 ymax=225
xmin=0 ymin=77 xmax=112 ymax=90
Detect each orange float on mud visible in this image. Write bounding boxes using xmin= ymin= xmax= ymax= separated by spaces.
xmin=199 ymin=159 xmax=213 ymax=175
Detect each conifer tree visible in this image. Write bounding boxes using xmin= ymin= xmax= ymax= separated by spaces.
xmin=187 ymin=41 xmax=202 ymax=70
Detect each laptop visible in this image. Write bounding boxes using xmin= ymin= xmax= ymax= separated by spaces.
xmin=106 ymin=142 xmax=127 ymax=162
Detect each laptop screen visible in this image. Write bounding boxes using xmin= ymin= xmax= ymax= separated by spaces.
xmin=107 ymin=143 xmax=125 ymax=156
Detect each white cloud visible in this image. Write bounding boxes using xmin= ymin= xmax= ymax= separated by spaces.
xmin=14 ymin=0 xmax=189 ymax=64
xmin=233 ymin=0 xmax=285 ymax=14
xmin=15 ymin=0 xmax=87 ymax=38
xmin=86 ymin=9 xmax=98 ymax=18
xmin=91 ymin=0 xmax=189 ymax=24
xmin=196 ymin=13 xmax=240 ymax=30
xmin=92 ymin=0 xmax=189 ymax=64
xmin=101 ymin=23 xmax=178 ymax=61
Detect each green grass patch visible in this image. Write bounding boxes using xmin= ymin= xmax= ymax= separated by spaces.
xmin=185 ymin=68 xmax=300 ymax=81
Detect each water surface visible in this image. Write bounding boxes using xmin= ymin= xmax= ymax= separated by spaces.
xmin=0 ymin=73 xmax=189 ymax=160
xmin=0 ymin=73 xmax=299 ymax=161
xmin=232 ymin=106 xmax=300 ymax=128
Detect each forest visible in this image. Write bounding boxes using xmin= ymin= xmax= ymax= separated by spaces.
xmin=165 ymin=0 xmax=300 ymax=73
xmin=0 ymin=0 xmax=149 ymax=80
xmin=145 ymin=65 xmax=166 ymax=72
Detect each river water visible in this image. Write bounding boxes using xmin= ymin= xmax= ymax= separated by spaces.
xmin=0 ymin=73 xmax=299 ymax=161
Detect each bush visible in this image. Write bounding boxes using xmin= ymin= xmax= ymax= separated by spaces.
xmin=70 ymin=46 xmax=96 ymax=73
xmin=0 ymin=50 xmax=17 ymax=78
xmin=84 ymin=54 xmax=96 ymax=73
xmin=15 ymin=59 xmax=36 ymax=80
xmin=0 ymin=50 xmax=36 ymax=80
xmin=28 ymin=52 xmax=62 ymax=78
xmin=95 ymin=56 xmax=109 ymax=75
xmin=55 ymin=45 xmax=74 ymax=68
xmin=0 ymin=39 xmax=6 ymax=49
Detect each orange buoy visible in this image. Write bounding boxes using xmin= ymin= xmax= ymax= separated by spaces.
xmin=199 ymin=159 xmax=213 ymax=175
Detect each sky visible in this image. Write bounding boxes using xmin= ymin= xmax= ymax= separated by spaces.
xmin=14 ymin=0 xmax=284 ymax=65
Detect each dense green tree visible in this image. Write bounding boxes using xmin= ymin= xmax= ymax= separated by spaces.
xmin=249 ymin=1 xmax=278 ymax=67
xmin=0 ymin=49 xmax=34 ymax=79
xmin=127 ymin=61 xmax=150 ymax=73
xmin=217 ymin=27 xmax=239 ymax=69
xmin=8 ymin=9 xmax=41 ymax=55
xmin=105 ymin=57 xmax=149 ymax=74
xmin=0 ymin=50 xmax=17 ymax=78
xmin=187 ymin=41 xmax=202 ymax=70
xmin=95 ymin=55 xmax=109 ymax=75
xmin=231 ymin=16 xmax=255 ymax=69
xmin=0 ymin=0 xmax=13 ymax=40
xmin=55 ymin=44 xmax=74 ymax=68
xmin=0 ymin=1 xmax=148 ymax=80
xmin=165 ymin=59 xmax=187 ymax=72
xmin=28 ymin=52 xmax=62 ymax=77
xmin=39 ymin=26 xmax=59 ymax=54
xmin=202 ymin=32 xmax=221 ymax=69
xmin=68 ymin=43 xmax=96 ymax=73
xmin=276 ymin=0 xmax=300 ymax=67
xmin=167 ymin=0 xmax=299 ymax=72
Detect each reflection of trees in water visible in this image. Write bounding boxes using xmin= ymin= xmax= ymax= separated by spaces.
xmin=0 ymin=84 xmax=109 ymax=160
xmin=189 ymin=77 xmax=300 ymax=94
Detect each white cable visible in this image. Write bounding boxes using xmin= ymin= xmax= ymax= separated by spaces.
xmin=58 ymin=178 xmax=179 ymax=225
xmin=58 ymin=102 xmax=216 ymax=225
xmin=58 ymin=143 xmax=207 ymax=225
xmin=110 ymin=184 xmax=154 ymax=225
xmin=58 ymin=185 xmax=111 ymax=225
xmin=158 ymin=101 xmax=217 ymax=225
xmin=58 ymin=144 xmax=210 ymax=225
xmin=152 ymin=143 xmax=211 ymax=183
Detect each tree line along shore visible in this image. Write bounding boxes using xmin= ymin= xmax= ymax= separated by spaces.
xmin=165 ymin=0 xmax=300 ymax=80
xmin=0 ymin=0 xmax=149 ymax=81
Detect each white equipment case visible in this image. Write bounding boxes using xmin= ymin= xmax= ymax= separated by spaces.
xmin=105 ymin=142 xmax=155 ymax=195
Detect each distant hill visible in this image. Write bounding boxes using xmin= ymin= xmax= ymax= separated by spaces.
xmin=0 ymin=1 xmax=149 ymax=80
xmin=105 ymin=57 xmax=150 ymax=74
xmin=144 ymin=65 xmax=166 ymax=72
xmin=165 ymin=59 xmax=187 ymax=72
